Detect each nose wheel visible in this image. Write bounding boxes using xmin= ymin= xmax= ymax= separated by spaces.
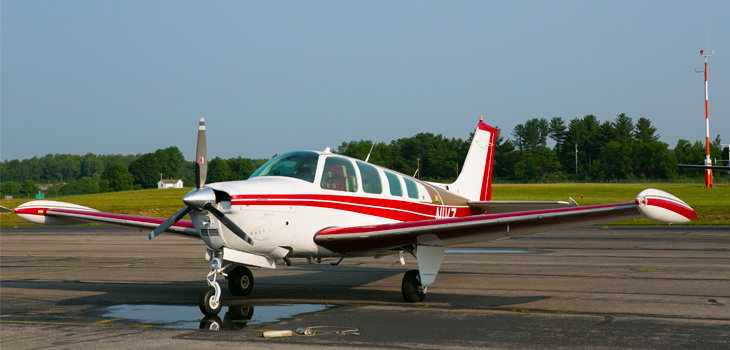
xmin=200 ymin=255 xmax=223 ymax=316
xmin=200 ymin=287 xmax=222 ymax=316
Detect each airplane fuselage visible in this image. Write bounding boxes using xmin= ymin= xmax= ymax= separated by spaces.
xmin=199 ymin=150 xmax=475 ymax=261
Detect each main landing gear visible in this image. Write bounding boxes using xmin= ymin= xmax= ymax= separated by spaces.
xmin=199 ymin=251 xmax=256 ymax=316
xmin=401 ymin=269 xmax=426 ymax=302
xmin=400 ymin=245 xmax=445 ymax=304
xmin=227 ymin=265 xmax=254 ymax=296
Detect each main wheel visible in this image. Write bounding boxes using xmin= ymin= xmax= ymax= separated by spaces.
xmin=401 ymin=269 xmax=426 ymax=303
xmin=199 ymin=287 xmax=222 ymax=316
xmin=227 ymin=266 xmax=254 ymax=296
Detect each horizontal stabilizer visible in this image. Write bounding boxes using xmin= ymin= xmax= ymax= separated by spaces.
xmin=469 ymin=198 xmax=578 ymax=214
xmin=677 ymin=164 xmax=730 ymax=170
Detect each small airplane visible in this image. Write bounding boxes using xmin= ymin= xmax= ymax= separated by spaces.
xmin=13 ymin=117 xmax=697 ymax=316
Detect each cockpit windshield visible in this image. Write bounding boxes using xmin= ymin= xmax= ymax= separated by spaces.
xmin=250 ymin=151 xmax=319 ymax=183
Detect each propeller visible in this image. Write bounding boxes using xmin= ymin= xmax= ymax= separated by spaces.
xmin=147 ymin=118 xmax=253 ymax=245
xmin=195 ymin=118 xmax=207 ymax=189
xmin=147 ymin=206 xmax=192 ymax=240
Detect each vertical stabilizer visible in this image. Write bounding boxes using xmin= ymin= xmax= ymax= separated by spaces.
xmin=449 ymin=117 xmax=498 ymax=201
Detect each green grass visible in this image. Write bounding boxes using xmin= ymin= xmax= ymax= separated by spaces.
xmin=491 ymin=183 xmax=730 ymax=225
xmin=1 ymin=183 xmax=728 ymax=226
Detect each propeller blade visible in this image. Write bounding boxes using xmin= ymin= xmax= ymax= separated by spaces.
xmin=204 ymin=203 xmax=254 ymax=245
xmin=147 ymin=206 xmax=192 ymax=240
xmin=195 ymin=118 xmax=207 ymax=189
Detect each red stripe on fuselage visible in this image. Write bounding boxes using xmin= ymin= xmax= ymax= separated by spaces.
xmin=231 ymin=194 xmax=473 ymax=222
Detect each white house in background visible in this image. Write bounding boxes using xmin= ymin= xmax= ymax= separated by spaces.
xmin=158 ymin=179 xmax=184 ymax=189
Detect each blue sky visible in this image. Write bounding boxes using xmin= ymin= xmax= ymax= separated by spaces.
xmin=2 ymin=1 xmax=728 ymax=162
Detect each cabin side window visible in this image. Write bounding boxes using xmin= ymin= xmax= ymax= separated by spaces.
xmin=356 ymin=161 xmax=382 ymax=194
xmin=403 ymin=178 xmax=419 ymax=200
xmin=320 ymin=157 xmax=358 ymax=192
xmin=384 ymin=171 xmax=402 ymax=196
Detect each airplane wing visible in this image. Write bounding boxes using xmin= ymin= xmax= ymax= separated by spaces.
xmin=315 ymin=189 xmax=696 ymax=254
xmin=13 ymin=200 xmax=198 ymax=238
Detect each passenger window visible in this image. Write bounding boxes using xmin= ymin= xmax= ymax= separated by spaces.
xmin=321 ymin=157 xmax=358 ymax=192
xmin=356 ymin=162 xmax=382 ymax=194
xmin=403 ymin=178 xmax=419 ymax=199
xmin=384 ymin=172 xmax=402 ymax=196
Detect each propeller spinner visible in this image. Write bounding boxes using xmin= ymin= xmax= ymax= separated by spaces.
xmin=147 ymin=118 xmax=253 ymax=245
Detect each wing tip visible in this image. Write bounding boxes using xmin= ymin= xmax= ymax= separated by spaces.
xmin=636 ymin=189 xmax=697 ymax=224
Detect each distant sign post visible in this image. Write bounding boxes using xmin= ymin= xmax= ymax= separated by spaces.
xmin=35 ymin=193 xmax=44 ymax=199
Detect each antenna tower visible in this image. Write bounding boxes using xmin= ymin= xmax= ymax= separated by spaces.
xmin=697 ymin=48 xmax=715 ymax=188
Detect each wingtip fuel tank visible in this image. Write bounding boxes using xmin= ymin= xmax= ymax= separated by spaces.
xmin=636 ymin=189 xmax=697 ymax=224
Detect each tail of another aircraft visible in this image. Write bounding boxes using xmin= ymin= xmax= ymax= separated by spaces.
xmin=448 ymin=116 xmax=498 ymax=201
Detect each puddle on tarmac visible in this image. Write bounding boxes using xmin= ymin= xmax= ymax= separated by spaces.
xmin=445 ymin=249 xmax=546 ymax=254
xmin=94 ymin=303 xmax=335 ymax=331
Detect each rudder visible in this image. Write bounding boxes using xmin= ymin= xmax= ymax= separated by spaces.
xmin=449 ymin=116 xmax=498 ymax=201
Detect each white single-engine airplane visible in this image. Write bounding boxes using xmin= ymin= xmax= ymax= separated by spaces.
xmin=14 ymin=117 xmax=697 ymax=316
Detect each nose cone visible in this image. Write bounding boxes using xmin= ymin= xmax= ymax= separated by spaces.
xmin=636 ymin=189 xmax=697 ymax=224
xmin=183 ymin=187 xmax=216 ymax=210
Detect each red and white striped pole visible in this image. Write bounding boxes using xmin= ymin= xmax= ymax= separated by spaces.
xmin=701 ymin=49 xmax=714 ymax=188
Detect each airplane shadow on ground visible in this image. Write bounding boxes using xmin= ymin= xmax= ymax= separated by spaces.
xmin=2 ymin=263 xmax=550 ymax=326
xmin=235 ymin=264 xmax=551 ymax=309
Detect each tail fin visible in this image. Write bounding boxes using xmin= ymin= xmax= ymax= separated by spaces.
xmin=449 ymin=116 xmax=498 ymax=201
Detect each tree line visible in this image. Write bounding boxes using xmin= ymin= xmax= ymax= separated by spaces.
xmin=0 ymin=147 xmax=268 ymax=198
xmin=499 ymin=114 xmax=724 ymax=182
xmin=1 ymin=113 xmax=725 ymax=198
xmin=338 ymin=114 xmax=724 ymax=183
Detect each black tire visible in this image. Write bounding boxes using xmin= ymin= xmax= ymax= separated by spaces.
xmin=228 ymin=266 xmax=254 ymax=296
xmin=199 ymin=287 xmax=222 ymax=316
xmin=401 ymin=269 xmax=426 ymax=303
xmin=199 ymin=315 xmax=222 ymax=330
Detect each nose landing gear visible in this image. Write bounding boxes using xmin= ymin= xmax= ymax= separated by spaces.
xmin=200 ymin=255 xmax=223 ymax=316
xmin=199 ymin=252 xmax=258 ymax=316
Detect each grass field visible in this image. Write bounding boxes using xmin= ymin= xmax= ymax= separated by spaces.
xmin=490 ymin=183 xmax=729 ymax=225
xmin=1 ymin=183 xmax=728 ymax=227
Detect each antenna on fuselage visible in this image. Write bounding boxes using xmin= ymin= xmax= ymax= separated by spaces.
xmin=364 ymin=142 xmax=375 ymax=163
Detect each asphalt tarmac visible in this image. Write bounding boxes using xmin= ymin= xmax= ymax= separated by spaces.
xmin=1 ymin=225 xmax=728 ymax=349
